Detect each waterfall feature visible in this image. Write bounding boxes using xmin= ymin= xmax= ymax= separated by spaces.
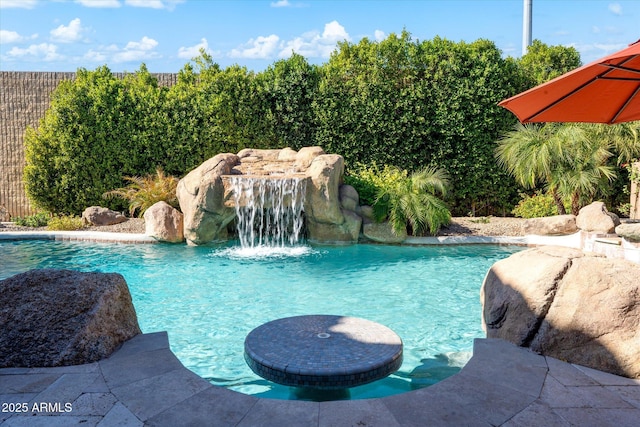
xmin=230 ymin=176 xmax=306 ymax=248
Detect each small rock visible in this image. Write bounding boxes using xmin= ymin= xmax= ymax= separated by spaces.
xmin=82 ymin=206 xmax=127 ymax=226
xmin=523 ymin=214 xmax=577 ymax=235
xmin=616 ymin=222 xmax=640 ymax=242
xmin=339 ymin=184 xmax=359 ymax=212
xmin=363 ymin=221 xmax=407 ymax=243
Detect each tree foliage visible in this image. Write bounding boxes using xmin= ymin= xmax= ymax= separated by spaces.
xmin=518 ymin=39 xmax=581 ymax=85
xmin=25 ymin=32 xmax=583 ymax=217
xmin=315 ymin=32 xmax=524 ymax=215
xmin=497 ymin=122 xmax=640 ymax=215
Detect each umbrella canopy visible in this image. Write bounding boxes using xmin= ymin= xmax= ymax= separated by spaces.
xmin=499 ymin=40 xmax=640 ymax=124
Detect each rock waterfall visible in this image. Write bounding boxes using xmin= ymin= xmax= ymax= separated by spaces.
xmin=230 ymin=176 xmax=306 ymax=248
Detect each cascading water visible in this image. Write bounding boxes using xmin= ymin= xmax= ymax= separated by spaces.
xmin=230 ymin=176 xmax=307 ymax=250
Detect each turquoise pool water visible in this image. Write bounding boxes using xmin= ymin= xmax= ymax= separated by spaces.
xmin=0 ymin=240 xmax=522 ymax=400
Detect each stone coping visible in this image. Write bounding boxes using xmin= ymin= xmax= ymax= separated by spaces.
xmin=2 ymin=332 xmax=638 ymax=426
xmin=0 ymin=230 xmax=157 ymax=244
xmin=0 ymin=230 xmax=577 ymax=246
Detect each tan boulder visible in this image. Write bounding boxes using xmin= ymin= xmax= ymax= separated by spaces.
xmin=82 ymin=206 xmax=127 ymax=226
xmin=304 ymin=154 xmax=344 ymax=225
xmin=277 ymin=147 xmax=298 ymax=162
xmin=481 ymin=246 xmax=640 ymax=379
xmin=144 ymin=201 xmax=184 ymax=243
xmin=576 ymin=201 xmax=620 ymax=233
xmin=363 ymin=221 xmax=407 ymax=244
xmin=295 ymin=146 xmax=325 ymax=170
xmin=357 ymin=205 xmax=375 ymax=224
xmin=481 ymin=246 xmax=582 ymax=346
xmin=0 ymin=269 xmax=141 ymax=367
xmin=523 ymin=214 xmax=577 ymax=235
xmin=616 ymin=222 xmax=640 ymax=242
xmin=339 ymin=184 xmax=359 ymax=212
xmin=176 ymin=153 xmax=239 ymax=245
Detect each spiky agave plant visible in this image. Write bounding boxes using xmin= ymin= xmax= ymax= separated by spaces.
xmin=103 ymin=168 xmax=179 ymax=217
xmin=373 ymin=165 xmax=451 ymax=236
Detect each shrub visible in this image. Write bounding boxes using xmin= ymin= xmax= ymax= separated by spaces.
xmin=348 ymin=163 xmax=451 ymax=236
xmin=103 ymin=168 xmax=179 ymax=217
xmin=12 ymin=212 xmax=50 ymax=227
xmin=47 ymin=215 xmax=85 ymax=231
xmin=512 ymin=192 xmax=568 ymax=218
xmin=345 ymin=162 xmax=404 ymax=207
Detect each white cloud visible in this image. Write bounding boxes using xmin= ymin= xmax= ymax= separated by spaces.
xmin=608 ymin=3 xmax=622 ymax=15
xmin=374 ymin=30 xmax=386 ymax=41
xmin=83 ymin=48 xmax=107 ymax=62
xmin=278 ymin=20 xmax=350 ymax=59
xmin=6 ymin=43 xmax=63 ymax=61
xmin=270 ymin=0 xmax=306 ymax=7
xmin=75 ymin=0 xmax=121 ymax=8
xmin=0 ymin=0 xmax=38 ymax=9
xmin=125 ymin=0 xmax=184 ymax=10
xmin=0 ymin=29 xmax=38 ymax=44
xmin=112 ymin=36 xmax=160 ymax=62
xmin=569 ymin=41 xmax=627 ymax=63
xmin=177 ymin=37 xmax=211 ymax=59
xmin=50 ymin=18 xmax=87 ymax=43
xmin=230 ymin=34 xmax=280 ymax=59
xmin=321 ymin=20 xmax=349 ymax=42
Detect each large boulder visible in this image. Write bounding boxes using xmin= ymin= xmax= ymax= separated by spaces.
xmin=176 ymin=153 xmax=239 ymax=245
xmin=304 ymin=154 xmax=361 ymax=243
xmin=576 ymin=201 xmax=620 ymax=233
xmin=523 ymin=214 xmax=577 ymax=235
xmin=481 ymin=246 xmax=640 ymax=379
xmin=144 ymin=201 xmax=184 ymax=243
xmin=0 ymin=269 xmax=141 ymax=367
xmin=616 ymin=222 xmax=640 ymax=242
xmin=82 ymin=206 xmax=127 ymax=226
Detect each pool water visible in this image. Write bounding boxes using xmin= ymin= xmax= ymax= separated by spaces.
xmin=0 ymin=240 xmax=522 ymax=400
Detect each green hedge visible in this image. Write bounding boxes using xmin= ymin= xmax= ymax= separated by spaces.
xmin=24 ymin=33 xmax=575 ymax=216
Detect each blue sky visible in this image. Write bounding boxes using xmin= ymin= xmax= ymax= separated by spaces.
xmin=1 ymin=0 xmax=639 ymax=72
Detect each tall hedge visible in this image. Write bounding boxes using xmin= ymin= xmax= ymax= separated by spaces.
xmin=315 ymin=33 xmax=527 ymax=214
xmin=25 ymin=33 xmax=552 ymax=216
xmin=24 ymin=65 xmax=170 ymax=213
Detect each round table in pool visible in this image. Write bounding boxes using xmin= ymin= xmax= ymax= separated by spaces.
xmin=244 ymin=315 xmax=403 ymax=390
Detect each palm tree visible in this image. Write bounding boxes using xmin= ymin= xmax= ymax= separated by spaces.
xmin=373 ymin=166 xmax=451 ymax=236
xmin=497 ymin=122 xmax=640 ymax=216
xmin=551 ymin=125 xmax=617 ymax=215
xmin=496 ymin=123 xmax=568 ymax=214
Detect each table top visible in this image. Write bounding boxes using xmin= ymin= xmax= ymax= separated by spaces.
xmin=244 ymin=315 xmax=403 ymax=389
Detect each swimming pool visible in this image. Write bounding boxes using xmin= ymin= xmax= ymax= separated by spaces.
xmin=0 ymin=240 xmax=522 ymax=400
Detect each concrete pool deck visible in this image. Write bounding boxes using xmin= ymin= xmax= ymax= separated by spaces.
xmin=1 ymin=333 xmax=639 ymax=426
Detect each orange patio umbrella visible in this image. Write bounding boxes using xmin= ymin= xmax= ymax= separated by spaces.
xmin=499 ymin=39 xmax=640 ymax=124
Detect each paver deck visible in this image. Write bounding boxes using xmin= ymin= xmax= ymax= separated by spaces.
xmin=1 ymin=333 xmax=638 ymax=426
